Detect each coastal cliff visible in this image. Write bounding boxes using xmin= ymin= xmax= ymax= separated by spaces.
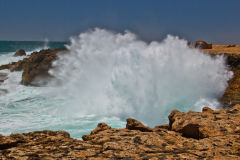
xmin=1 ymin=105 xmax=240 ymax=159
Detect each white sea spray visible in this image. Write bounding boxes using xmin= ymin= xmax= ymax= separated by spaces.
xmin=49 ymin=28 xmax=233 ymax=126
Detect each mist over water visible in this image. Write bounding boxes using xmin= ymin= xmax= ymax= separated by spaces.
xmin=50 ymin=28 xmax=233 ymax=126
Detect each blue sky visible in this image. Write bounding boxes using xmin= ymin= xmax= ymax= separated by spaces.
xmin=0 ymin=0 xmax=239 ymax=44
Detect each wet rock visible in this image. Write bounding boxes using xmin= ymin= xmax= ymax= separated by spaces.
xmin=195 ymin=40 xmax=212 ymax=49
xmin=0 ymin=48 xmax=67 ymax=85
xmin=13 ymin=49 xmax=26 ymax=57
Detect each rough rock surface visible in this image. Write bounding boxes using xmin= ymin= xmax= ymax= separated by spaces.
xmin=13 ymin=49 xmax=26 ymax=57
xmin=195 ymin=40 xmax=212 ymax=49
xmin=203 ymin=45 xmax=240 ymax=107
xmin=0 ymin=48 xmax=66 ymax=85
xmin=1 ymin=105 xmax=240 ymax=159
xmin=126 ymin=118 xmax=153 ymax=132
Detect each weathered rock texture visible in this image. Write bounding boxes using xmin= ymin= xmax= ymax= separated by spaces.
xmin=1 ymin=105 xmax=240 ymax=159
xmin=0 ymin=48 xmax=66 ymax=85
xmin=202 ymin=44 xmax=240 ymax=107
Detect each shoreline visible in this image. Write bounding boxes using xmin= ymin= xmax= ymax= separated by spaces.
xmin=0 ymin=41 xmax=240 ymax=159
xmin=1 ymin=104 xmax=240 ymax=159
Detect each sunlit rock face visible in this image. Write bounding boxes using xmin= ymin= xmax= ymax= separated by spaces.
xmin=1 ymin=105 xmax=240 ymax=159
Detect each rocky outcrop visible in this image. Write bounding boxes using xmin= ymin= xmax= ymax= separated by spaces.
xmin=1 ymin=105 xmax=240 ymax=159
xmin=13 ymin=49 xmax=26 ymax=57
xmin=202 ymin=45 xmax=240 ymax=107
xmin=126 ymin=118 xmax=153 ymax=132
xmin=0 ymin=48 xmax=67 ymax=85
xmin=169 ymin=106 xmax=240 ymax=139
xmin=195 ymin=40 xmax=212 ymax=49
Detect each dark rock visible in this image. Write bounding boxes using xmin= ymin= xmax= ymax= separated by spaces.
xmin=226 ymin=44 xmax=236 ymax=48
xmin=13 ymin=49 xmax=26 ymax=57
xmin=0 ymin=48 xmax=67 ymax=85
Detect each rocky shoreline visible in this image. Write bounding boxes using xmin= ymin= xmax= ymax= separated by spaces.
xmin=0 ymin=41 xmax=240 ymax=159
xmin=1 ymin=42 xmax=240 ymax=107
xmin=1 ymin=105 xmax=240 ymax=159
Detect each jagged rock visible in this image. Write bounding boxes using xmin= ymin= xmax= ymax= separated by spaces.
xmin=1 ymin=106 xmax=240 ymax=159
xmin=126 ymin=118 xmax=153 ymax=132
xmin=0 ymin=48 xmax=67 ymax=85
xmin=91 ymin=123 xmax=111 ymax=134
xmin=168 ymin=105 xmax=240 ymax=139
xmin=13 ymin=49 xmax=26 ymax=57
xmin=195 ymin=40 xmax=212 ymax=49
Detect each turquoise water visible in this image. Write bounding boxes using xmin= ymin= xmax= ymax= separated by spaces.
xmin=0 ymin=41 xmax=66 ymax=53
xmin=0 ymin=40 xmax=125 ymax=139
xmin=0 ymin=30 xmax=233 ymax=139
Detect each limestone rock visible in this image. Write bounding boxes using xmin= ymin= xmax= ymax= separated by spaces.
xmin=169 ymin=105 xmax=240 ymax=139
xmin=126 ymin=118 xmax=153 ymax=132
xmin=13 ymin=49 xmax=26 ymax=57
xmin=1 ymin=106 xmax=240 ymax=159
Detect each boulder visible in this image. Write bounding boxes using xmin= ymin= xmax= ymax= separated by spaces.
xmin=0 ymin=48 xmax=67 ymax=85
xmin=168 ymin=105 xmax=240 ymax=139
xmin=195 ymin=40 xmax=212 ymax=49
xmin=126 ymin=118 xmax=153 ymax=132
xmin=13 ymin=49 xmax=26 ymax=57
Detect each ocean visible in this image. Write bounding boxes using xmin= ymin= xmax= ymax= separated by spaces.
xmin=0 ymin=29 xmax=233 ymax=139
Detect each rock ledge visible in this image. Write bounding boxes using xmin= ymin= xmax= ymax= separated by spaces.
xmin=1 ymin=105 xmax=240 ymax=159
